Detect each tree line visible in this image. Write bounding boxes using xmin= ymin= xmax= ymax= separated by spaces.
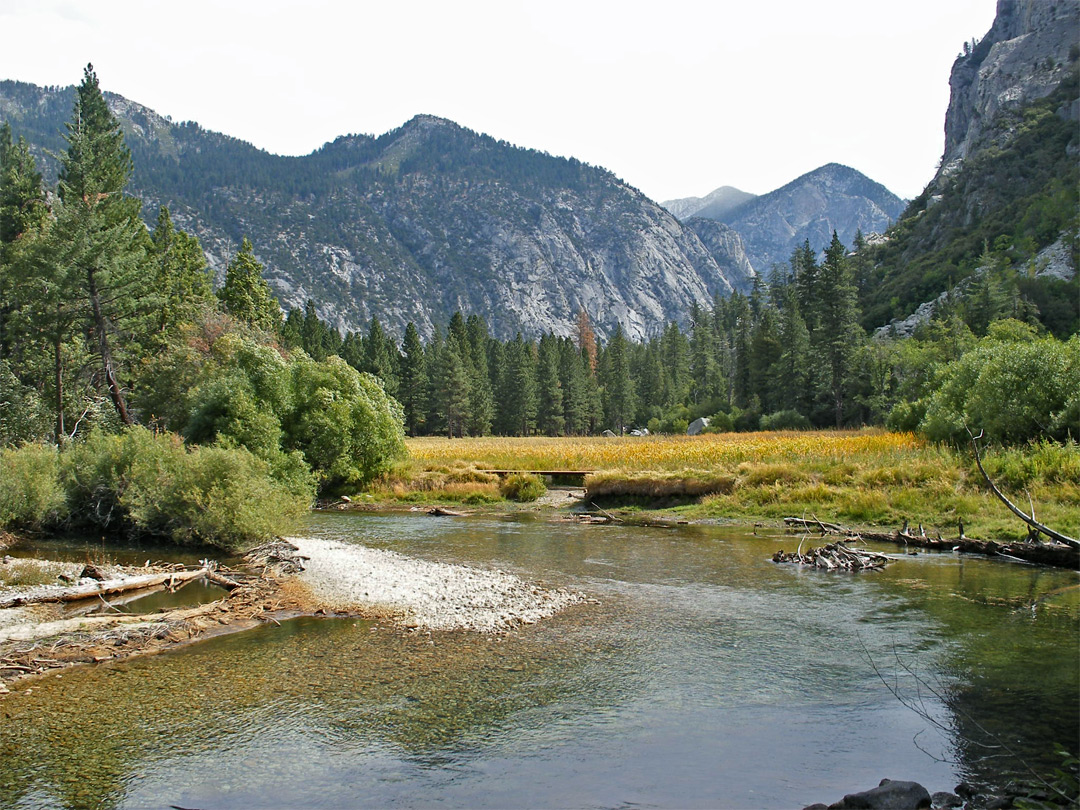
xmin=3 ymin=66 xmax=1075 ymax=463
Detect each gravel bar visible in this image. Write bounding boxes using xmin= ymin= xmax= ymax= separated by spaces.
xmin=287 ymin=536 xmax=586 ymax=632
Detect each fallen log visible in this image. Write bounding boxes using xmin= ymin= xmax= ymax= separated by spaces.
xmin=428 ymin=507 xmax=470 ymax=517
xmin=0 ymin=567 xmax=210 ymax=609
xmin=781 ymin=517 xmax=1079 ymax=569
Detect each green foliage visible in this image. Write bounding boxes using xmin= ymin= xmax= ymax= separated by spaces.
xmin=283 ymin=354 xmax=406 ymax=491
xmin=499 ymin=472 xmax=546 ymax=502
xmin=58 ymin=427 xmax=312 ymax=550
xmin=0 ymin=443 xmax=65 ymax=529
xmin=760 ymin=410 xmax=812 ymax=430
xmin=0 ymin=360 xmax=52 ymax=446
xmin=921 ymin=330 xmax=1080 ymax=444
xmin=218 ymin=237 xmax=281 ymax=332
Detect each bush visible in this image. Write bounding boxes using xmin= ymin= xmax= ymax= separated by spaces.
xmin=500 ymin=473 xmax=546 ymax=502
xmin=759 ymin=410 xmax=812 ymax=430
xmin=60 ymin=427 xmax=314 ymax=551
xmin=0 ymin=444 xmax=66 ymax=530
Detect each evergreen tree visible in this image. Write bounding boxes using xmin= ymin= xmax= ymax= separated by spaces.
xmin=688 ymin=301 xmax=717 ymax=405
xmin=364 ymin=316 xmax=399 ymax=397
xmin=730 ymin=294 xmax=754 ymax=408
xmin=499 ymin=334 xmax=537 ymax=435
xmin=219 ymin=237 xmax=281 ymax=332
xmin=536 ymin=333 xmax=565 ymax=436
xmin=558 ymin=336 xmax=589 ymax=435
xmin=399 ymin=322 xmax=427 ymax=436
xmin=149 ymin=206 xmax=213 ymax=337
xmin=775 ymin=285 xmax=812 ymax=414
xmin=601 ymin=324 xmax=635 ymax=434
xmin=463 ymin=314 xmax=494 ymax=436
xmin=813 ymin=232 xmax=864 ymax=427
xmin=748 ymin=303 xmax=782 ymax=413
xmin=55 ymin=64 xmax=154 ymax=426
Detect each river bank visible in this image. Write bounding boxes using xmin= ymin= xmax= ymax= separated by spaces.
xmin=0 ymin=533 xmax=588 ymax=693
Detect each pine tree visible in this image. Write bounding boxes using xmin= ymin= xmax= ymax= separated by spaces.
xmin=54 ymin=64 xmax=154 ymax=426
xmin=688 ymin=301 xmax=717 ymax=405
xmin=150 ymin=206 xmax=213 ymax=337
xmin=499 ymin=334 xmax=537 ymax=435
xmin=813 ymin=232 xmax=864 ymax=427
xmin=399 ymin=322 xmax=427 ymax=436
xmin=601 ymin=324 xmax=635 ymax=434
xmin=364 ymin=316 xmax=399 ymax=397
xmin=776 ymin=285 xmax=812 ymax=415
xmin=536 ymin=333 xmax=565 ymax=436
xmin=218 ymin=237 xmax=281 ymax=332
xmin=463 ymin=314 xmax=494 ymax=436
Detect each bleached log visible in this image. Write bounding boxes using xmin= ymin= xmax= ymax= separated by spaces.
xmin=0 ymin=567 xmax=209 ymax=609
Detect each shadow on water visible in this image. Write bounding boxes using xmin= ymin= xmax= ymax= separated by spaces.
xmin=0 ymin=513 xmax=1076 ymax=809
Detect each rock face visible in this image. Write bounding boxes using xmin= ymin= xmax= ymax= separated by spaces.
xmin=713 ymin=163 xmax=906 ymax=272
xmin=662 ymin=185 xmax=757 ymax=222
xmin=0 ymin=83 xmax=756 ymax=342
xmin=937 ymin=0 xmax=1080 ymax=185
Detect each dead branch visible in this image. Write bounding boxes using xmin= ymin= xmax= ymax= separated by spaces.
xmin=967 ymin=428 xmax=1078 ymax=549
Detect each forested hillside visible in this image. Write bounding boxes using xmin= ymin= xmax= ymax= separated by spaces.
xmin=0 ymin=82 xmax=755 ymax=342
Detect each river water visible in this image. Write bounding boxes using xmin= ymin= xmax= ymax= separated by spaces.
xmin=1 ymin=513 xmax=1077 ymax=809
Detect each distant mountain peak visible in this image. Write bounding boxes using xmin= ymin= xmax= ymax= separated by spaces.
xmin=663 ymin=185 xmax=756 ymax=222
xmin=717 ymin=163 xmax=905 ymax=271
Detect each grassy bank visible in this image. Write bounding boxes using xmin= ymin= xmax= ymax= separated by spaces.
xmin=389 ymin=431 xmax=1080 ymax=541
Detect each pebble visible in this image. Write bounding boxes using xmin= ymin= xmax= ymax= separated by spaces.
xmin=288 ymin=536 xmax=587 ymax=633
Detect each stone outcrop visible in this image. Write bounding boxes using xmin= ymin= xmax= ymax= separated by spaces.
xmin=936 ymin=0 xmax=1080 ymax=186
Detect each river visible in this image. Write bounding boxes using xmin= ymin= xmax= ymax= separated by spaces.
xmin=1 ymin=512 xmax=1077 ymax=809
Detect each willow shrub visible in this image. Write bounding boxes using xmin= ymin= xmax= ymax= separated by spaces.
xmin=500 ymin=473 xmax=547 ymax=502
xmin=60 ymin=427 xmax=314 ymax=551
xmin=0 ymin=444 xmax=66 ymax=530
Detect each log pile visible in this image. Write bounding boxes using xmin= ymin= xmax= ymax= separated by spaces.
xmin=772 ymin=541 xmax=890 ymax=571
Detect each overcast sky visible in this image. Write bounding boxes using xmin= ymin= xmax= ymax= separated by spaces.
xmin=0 ymin=0 xmax=996 ymax=202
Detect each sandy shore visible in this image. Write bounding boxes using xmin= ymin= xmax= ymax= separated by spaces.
xmin=288 ymin=536 xmax=586 ymax=632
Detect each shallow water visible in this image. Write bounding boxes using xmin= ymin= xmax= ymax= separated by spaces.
xmin=1 ymin=513 xmax=1077 ymax=809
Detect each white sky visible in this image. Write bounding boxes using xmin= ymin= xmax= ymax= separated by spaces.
xmin=0 ymin=0 xmax=996 ymax=202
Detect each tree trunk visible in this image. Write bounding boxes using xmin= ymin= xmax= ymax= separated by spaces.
xmin=53 ymin=332 xmax=64 ymax=444
xmin=86 ymin=266 xmax=132 ymax=425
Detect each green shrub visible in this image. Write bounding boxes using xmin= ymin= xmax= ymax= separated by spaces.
xmin=0 ymin=444 xmax=66 ymax=530
xmin=759 ymin=410 xmax=812 ymax=430
xmin=921 ymin=333 xmax=1079 ymax=444
xmin=59 ymin=426 xmax=314 ymax=551
xmin=500 ymin=472 xmax=546 ymax=502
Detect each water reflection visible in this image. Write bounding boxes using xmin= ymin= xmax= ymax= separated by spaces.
xmin=0 ymin=513 xmax=1075 ymax=809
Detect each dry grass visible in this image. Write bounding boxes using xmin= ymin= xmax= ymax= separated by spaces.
xmin=395 ymin=431 xmax=1080 ymax=541
xmin=406 ymin=430 xmax=926 ymax=472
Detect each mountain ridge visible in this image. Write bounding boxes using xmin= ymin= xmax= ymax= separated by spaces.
xmin=0 ymin=81 xmax=757 ymax=341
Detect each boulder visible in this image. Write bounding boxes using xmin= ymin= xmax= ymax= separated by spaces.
xmin=687 ymin=417 xmax=710 ymax=436
xmin=830 ymin=778 xmax=932 ymax=810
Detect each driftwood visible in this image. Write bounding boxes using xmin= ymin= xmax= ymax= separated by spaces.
xmin=428 ymin=507 xmax=470 ymax=517
xmin=968 ymin=429 xmax=1079 ymax=549
xmin=772 ymin=541 xmax=890 ymax=571
xmin=783 ymin=517 xmax=1079 ymax=569
xmin=0 ymin=567 xmax=210 ymax=609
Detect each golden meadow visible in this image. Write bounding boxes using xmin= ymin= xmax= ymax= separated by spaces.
xmin=387 ymin=430 xmax=1080 ymax=541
